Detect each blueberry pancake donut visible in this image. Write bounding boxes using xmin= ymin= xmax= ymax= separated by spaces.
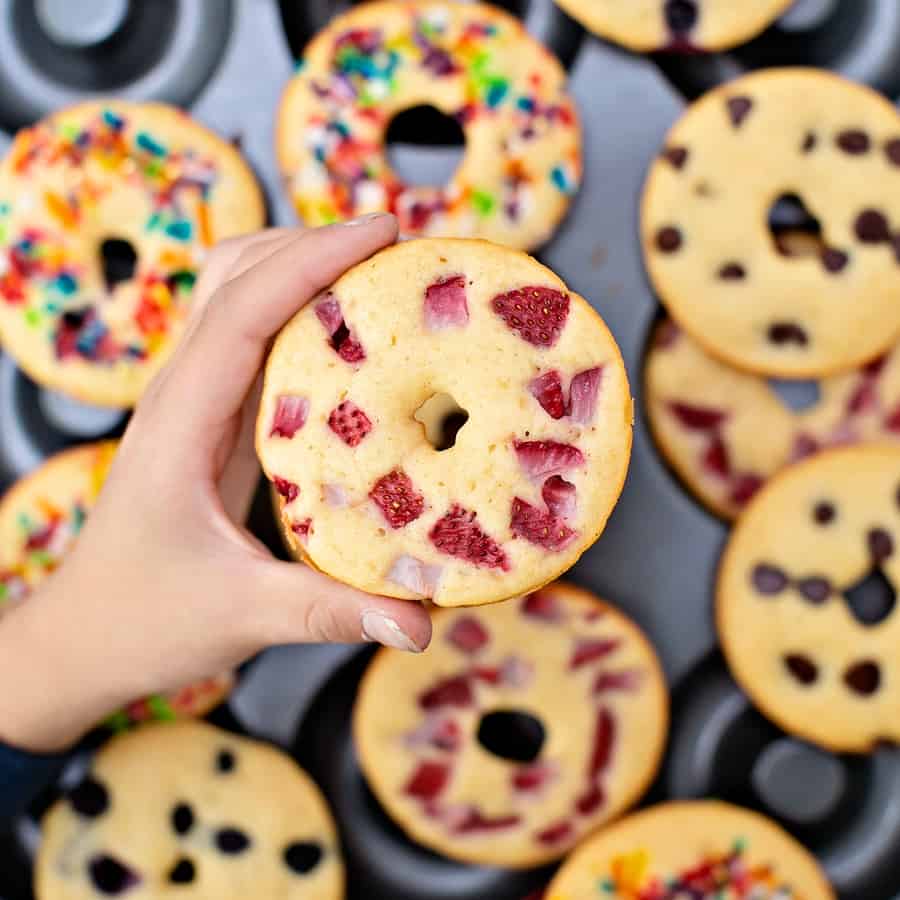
xmin=0 ymin=443 xmax=234 ymax=728
xmin=553 ymin=0 xmax=793 ymax=53
xmin=353 ymin=582 xmax=668 ymax=867
xmin=645 ymin=319 xmax=900 ymax=519
xmin=546 ymin=801 xmax=835 ymax=900
xmin=643 ymin=69 xmax=900 ymax=378
xmin=277 ymin=1 xmax=581 ymax=250
xmin=718 ymin=445 xmax=900 ymax=753
xmin=256 ymin=238 xmax=632 ymax=607
xmin=36 ymin=721 xmax=344 ymax=900
xmin=0 ymin=101 xmax=264 ymax=407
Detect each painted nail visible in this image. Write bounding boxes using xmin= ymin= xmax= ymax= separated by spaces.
xmin=342 ymin=212 xmax=390 ymax=227
xmin=361 ymin=609 xmax=421 ymax=652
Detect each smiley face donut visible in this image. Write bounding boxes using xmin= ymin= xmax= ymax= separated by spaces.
xmin=0 ymin=101 xmax=264 ymax=407
xmin=552 ymin=0 xmax=792 ymax=52
xmin=353 ymin=582 xmax=668 ymax=868
xmin=0 ymin=442 xmax=234 ymax=728
xmin=642 ymin=69 xmax=900 ymax=378
xmin=276 ymin=1 xmax=581 ymax=250
xmin=718 ymin=445 xmax=900 ymax=753
xmin=37 ymin=721 xmax=344 ymax=900
xmin=546 ymin=801 xmax=835 ymax=900
xmin=646 ymin=320 xmax=900 ymax=519
xmin=256 ymin=238 xmax=632 ymax=607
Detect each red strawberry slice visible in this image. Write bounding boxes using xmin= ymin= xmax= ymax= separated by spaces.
xmin=568 ymin=367 xmax=603 ymax=425
xmin=405 ymin=761 xmax=450 ymax=799
xmin=593 ymin=669 xmax=643 ymax=693
xmin=453 ymin=810 xmax=521 ymax=834
xmin=290 ymin=518 xmax=312 ymax=542
xmin=542 ymin=476 xmax=576 ymax=521
xmin=429 ymin=504 xmax=510 ymax=570
xmin=864 ymin=354 xmax=888 ymax=377
xmin=730 ymin=474 xmax=763 ymax=507
xmin=529 ymin=371 xmax=565 ymax=419
xmin=315 ymin=295 xmax=365 ymax=364
xmin=446 ymin=616 xmax=490 ymax=654
xmin=328 ymin=400 xmax=372 ymax=447
xmin=588 ymin=708 xmax=615 ymax=777
xmin=387 ymin=555 xmax=442 ymax=596
xmin=702 ymin=436 xmax=730 ymax=479
xmin=370 ymin=470 xmax=425 ymax=529
xmin=576 ymin=784 xmax=604 ymax=816
xmin=424 ymin=275 xmax=469 ymax=330
xmin=885 ymin=404 xmax=900 ymax=432
xmin=491 ymin=286 xmax=570 ymax=348
xmin=510 ymin=498 xmax=578 ymax=552
xmin=669 ymin=402 xmax=727 ymax=431
xmin=569 ymin=638 xmax=621 ymax=670
xmin=419 ymin=675 xmax=474 ymax=709
xmin=521 ymin=590 xmax=565 ymax=622
xmin=512 ymin=762 xmax=556 ymax=792
xmin=514 ymin=440 xmax=585 ymax=480
xmin=273 ymin=477 xmax=299 ymax=503
xmin=847 ymin=379 xmax=877 ymax=416
xmin=535 ymin=821 xmax=573 ymax=845
xmin=270 ymin=394 xmax=309 ymax=439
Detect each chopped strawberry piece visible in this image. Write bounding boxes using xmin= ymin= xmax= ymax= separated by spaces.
xmin=405 ymin=716 xmax=463 ymax=752
xmin=529 ymin=371 xmax=565 ymax=419
xmin=290 ymin=518 xmax=312 ymax=542
xmin=730 ymin=474 xmax=763 ymax=507
xmin=863 ymin=354 xmax=888 ymax=377
xmin=512 ymin=762 xmax=555 ymax=792
xmin=370 ymin=470 xmax=425 ymax=529
xmin=472 ymin=666 xmax=501 ymax=684
xmin=328 ymin=400 xmax=372 ymax=447
xmin=847 ymin=379 xmax=877 ymax=415
xmin=453 ymin=810 xmax=521 ymax=834
xmin=791 ymin=433 xmax=820 ymax=461
xmin=273 ymin=477 xmax=299 ymax=503
xmin=429 ymin=504 xmax=510 ymax=570
xmin=387 ymin=555 xmax=442 ymax=596
xmin=270 ymin=394 xmax=309 ymax=439
xmin=446 ymin=616 xmax=490 ymax=654
xmin=576 ymin=784 xmax=604 ymax=815
xmin=424 ymin=275 xmax=469 ymax=330
xmin=521 ymin=590 xmax=564 ymax=622
xmin=703 ymin=436 xmax=730 ymax=478
xmin=542 ymin=475 xmax=576 ymax=521
xmin=593 ymin=669 xmax=643 ymax=693
xmin=669 ymin=402 xmax=727 ymax=431
xmin=419 ymin=675 xmax=473 ymax=709
xmin=510 ymin=498 xmax=578 ymax=552
xmin=491 ymin=286 xmax=570 ymax=348
xmin=569 ymin=638 xmax=621 ymax=670
xmin=315 ymin=295 xmax=365 ymax=363
xmin=514 ymin=440 xmax=585 ymax=480
xmin=405 ymin=761 xmax=450 ymax=799
xmin=588 ymin=708 xmax=615 ymax=777
xmin=885 ymin=404 xmax=900 ymax=432
xmin=314 ymin=295 xmax=342 ymax=332
xmin=568 ymin=367 xmax=603 ymax=425
xmin=535 ymin=821 xmax=573 ymax=845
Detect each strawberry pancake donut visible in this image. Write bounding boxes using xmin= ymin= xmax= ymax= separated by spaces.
xmin=276 ymin=1 xmax=581 ymax=250
xmin=353 ymin=582 xmax=668 ymax=867
xmin=256 ymin=238 xmax=632 ymax=607
xmin=0 ymin=442 xmax=234 ymax=729
xmin=0 ymin=101 xmax=264 ymax=407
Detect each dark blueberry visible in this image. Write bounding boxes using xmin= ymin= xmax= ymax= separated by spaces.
xmin=751 ymin=563 xmax=788 ymax=595
xmin=726 ymin=96 xmax=753 ymax=128
xmin=784 ymin=654 xmax=818 ymax=685
xmin=662 ymin=146 xmax=689 ymax=170
xmin=215 ymin=828 xmax=251 ymax=854
xmin=69 ymin=776 xmax=109 ymax=818
xmin=855 ymin=210 xmax=891 ymax=244
xmin=718 ymin=262 xmax=746 ymax=280
xmin=885 ymin=139 xmax=900 ymax=167
xmin=801 ymin=132 xmax=817 ymax=153
xmin=768 ymin=323 xmax=809 ymax=347
xmin=664 ymin=0 xmax=698 ymax=34
xmin=216 ymin=750 xmax=236 ymax=773
xmin=88 ymin=855 xmax=137 ymax=895
xmin=283 ymin=841 xmax=324 ymax=875
xmin=868 ymin=528 xmax=894 ymax=562
xmin=168 ymin=858 xmax=196 ymax=884
xmin=813 ymin=501 xmax=836 ymax=525
xmin=837 ymin=130 xmax=871 ymax=155
xmin=844 ymin=660 xmax=881 ymax=695
xmin=655 ymin=226 xmax=682 ymax=253
xmin=797 ymin=576 xmax=832 ymax=604
xmin=171 ymin=803 xmax=194 ymax=836
xmin=821 ymin=248 xmax=849 ymax=274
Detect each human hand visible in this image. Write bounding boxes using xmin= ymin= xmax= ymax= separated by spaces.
xmin=0 ymin=214 xmax=432 ymax=753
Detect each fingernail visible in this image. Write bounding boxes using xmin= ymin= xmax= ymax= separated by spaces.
xmin=361 ymin=609 xmax=422 ymax=652
xmin=342 ymin=212 xmax=390 ymax=227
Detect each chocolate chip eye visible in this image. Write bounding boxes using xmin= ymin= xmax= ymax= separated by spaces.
xmin=216 ymin=750 xmax=236 ymax=773
xmin=885 ymin=139 xmax=900 ymax=167
xmin=868 ymin=528 xmax=894 ymax=563
xmin=88 ymin=855 xmax=138 ymax=895
xmin=662 ymin=146 xmax=688 ymax=169
xmin=171 ymin=803 xmax=194 ymax=836
xmin=718 ymin=262 xmax=746 ymax=280
xmin=69 ymin=776 xmax=109 ymax=818
xmin=796 ymin=576 xmax=832 ymax=605
xmin=751 ymin=563 xmax=788 ymax=595
xmin=767 ymin=323 xmax=809 ymax=347
xmin=844 ymin=660 xmax=881 ymax=695
xmin=837 ymin=129 xmax=871 ymax=155
xmin=821 ymin=248 xmax=849 ymax=274
xmin=813 ymin=501 xmax=836 ymax=525
xmin=215 ymin=828 xmax=251 ymax=854
xmin=855 ymin=210 xmax=891 ymax=244
xmin=168 ymin=858 xmax=196 ymax=884
xmin=283 ymin=841 xmax=324 ymax=875
xmin=726 ymin=96 xmax=753 ymax=128
xmin=655 ymin=226 xmax=682 ymax=253
xmin=802 ymin=132 xmax=818 ymax=153
xmin=784 ymin=654 xmax=818 ymax=685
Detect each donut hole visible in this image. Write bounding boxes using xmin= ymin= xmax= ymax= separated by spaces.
xmin=845 ymin=568 xmax=896 ymax=626
xmin=476 ymin=710 xmax=545 ymax=763
xmin=99 ymin=237 xmax=138 ymax=293
xmin=766 ymin=378 xmax=821 ymax=413
xmin=385 ymin=105 xmax=465 ymax=188
xmin=414 ymin=392 xmax=469 ymax=452
xmin=767 ymin=193 xmax=825 ymax=258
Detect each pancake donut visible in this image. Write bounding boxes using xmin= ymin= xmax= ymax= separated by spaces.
xmin=255 ymin=238 xmax=632 ymax=607
xmin=546 ymin=801 xmax=834 ymax=900
xmin=353 ymin=582 xmax=668 ymax=867
xmin=0 ymin=442 xmax=234 ymax=728
xmin=642 ymin=69 xmax=900 ymax=378
xmin=645 ymin=319 xmax=900 ymax=519
xmin=37 ymin=721 xmax=344 ymax=900
xmin=276 ymin=1 xmax=581 ymax=250
xmin=0 ymin=101 xmax=264 ymax=407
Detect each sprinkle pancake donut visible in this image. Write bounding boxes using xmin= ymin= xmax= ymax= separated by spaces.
xmin=0 ymin=101 xmax=264 ymax=407
xmin=645 ymin=319 xmax=900 ymax=519
xmin=276 ymin=1 xmax=581 ymax=250
xmin=642 ymin=69 xmax=900 ymax=378
xmin=0 ymin=443 xmax=234 ymax=728
xmin=256 ymin=238 xmax=632 ymax=608
xmin=353 ymin=582 xmax=668 ymax=868
xmin=718 ymin=445 xmax=900 ymax=753
xmin=546 ymin=801 xmax=835 ymax=900
xmin=37 ymin=721 xmax=344 ymax=900
xmin=553 ymin=0 xmax=792 ymax=53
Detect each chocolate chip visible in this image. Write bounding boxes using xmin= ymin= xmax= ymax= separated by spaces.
xmin=821 ymin=248 xmax=849 ymax=273
xmin=845 ymin=568 xmax=895 ymax=626
xmin=797 ymin=576 xmax=832 ymax=604
xmin=727 ymin=97 xmax=753 ymax=128
xmin=784 ymin=654 xmax=818 ymax=685
xmin=168 ymin=858 xmax=195 ymax=884
xmin=802 ymin=132 xmax=817 ymax=153
xmin=844 ymin=660 xmax=881 ymax=695
xmin=885 ymin=139 xmax=900 ymax=166
xmin=751 ymin=563 xmax=788 ymax=595
xmin=88 ymin=856 xmax=136 ymax=895
xmin=664 ymin=0 xmax=698 ymax=34
xmin=813 ymin=501 xmax=836 ymax=525
xmin=215 ymin=828 xmax=251 ymax=854
xmin=837 ymin=130 xmax=871 ymax=155
xmin=171 ymin=803 xmax=194 ymax=836
xmin=768 ymin=323 xmax=809 ymax=346
xmin=855 ymin=210 xmax=891 ymax=244
xmin=216 ymin=750 xmax=236 ymax=773
xmin=718 ymin=262 xmax=746 ymax=280
xmin=283 ymin=841 xmax=324 ymax=875
xmin=655 ymin=226 xmax=682 ymax=253
xmin=69 ymin=776 xmax=109 ymax=818
xmin=662 ymin=146 xmax=689 ymax=170
xmin=868 ymin=528 xmax=894 ymax=562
